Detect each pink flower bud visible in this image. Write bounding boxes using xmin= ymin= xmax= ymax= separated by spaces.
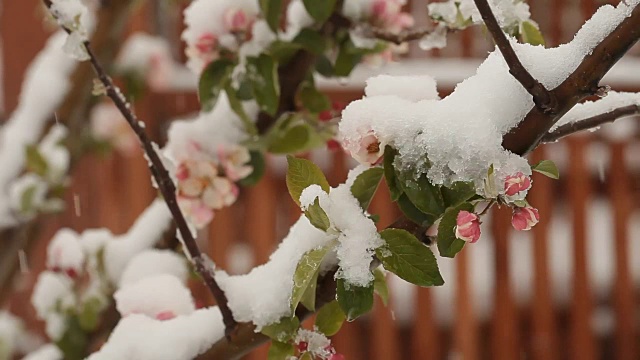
xmin=454 ymin=210 xmax=481 ymax=243
xmin=224 ymin=8 xmax=250 ymax=32
xmin=511 ymin=206 xmax=540 ymax=231
xmin=504 ymin=172 xmax=531 ymax=196
xmin=297 ymin=341 xmax=308 ymax=352
xmin=195 ymin=33 xmax=217 ymax=55
xmin=155 ymin=311 xmax=176 ymax=321
xmin=329 ymin=354 xmax=346 ymax=360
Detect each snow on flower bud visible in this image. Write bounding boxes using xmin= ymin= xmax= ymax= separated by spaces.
xmin=114 ymin=274 xmax=195 ymax=320
xmin=195 ymin=32 xmax=218 ymax=55
xmin=46 ymin=228 xmax=85 ymax=278
xmin=351 ymin=131 xmax=385 ymax=166
xmin=224 ymin=8 xmax=251 ymax=32
xmin=511 ymin=206 xmax=540 ymax=231
xmin=504 ymin=172 xmax=531 ymax=196
xmin=454 ymin=210 xmax=481 ymax=243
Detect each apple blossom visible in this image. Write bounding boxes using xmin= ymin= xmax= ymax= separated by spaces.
xmin=504 ymin=172 xmax=531 ymax=196
xmin=454 ymin=210 xmax=481 ymax=243
xmin=511 ymin=206 xmax=540 ymax=231
xmin=348 ymin=131 xmax=385 ymax=165
xmin=46 ymin=229 xmax=85 ymax=278
xmin=218 ymin=144 xmax=253 ymax=181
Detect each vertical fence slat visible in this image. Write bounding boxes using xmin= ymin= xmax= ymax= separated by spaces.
xmin=567 ymin=137 xmax=598 ymax=360
xmin=609 ymin=142 xmax=637 ymax=360
xmin=454 ymin=248 xmax=479 ymax=360
xmin=412 ymin=287 xmax=441 ymax=360
xmin=529 ymin=146 xmax=559 ymax=360
xmin=491 ymin=207 xmax=520 ymax=360
xmin=369 ymin=179 xmax=401 ymax=360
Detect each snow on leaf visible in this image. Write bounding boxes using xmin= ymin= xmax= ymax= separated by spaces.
xmin=286 ymin=156 xmax=330 ymax=206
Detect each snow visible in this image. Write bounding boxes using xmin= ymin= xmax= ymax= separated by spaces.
xmin=30 ymin=272 xmax=76 ymax=340
xmin=299 ymin=168 xmax=383 ymax=287
xmin=46 ymin=228 xmax=85 ymax=274
xmin=115 ymin=33 xmax=176 ymax=91
xmin=0 ymin=32 xmax=78 ymax=228
xmin=428 ymin=0 xmax=531 ymax=29
xmin=37 ymin=124 xmax=70 ymax=183
xmin=22 ymin=344 xmax=63 ymax=360
xmin=103 ymin=199 xmax=173 ymax=284
xmin=365 ymin=74 xmax=439 ymax=102
xmin=114 ymin=274 xmax=195 ymax=319
xmin=295 ymin=329 xmax=332 ymax=358
xmin=551 ymin=91 xmax=640 ymax=141
xmin=87 ymin=307 xmax=223 ymax=360
xmin=50 ymin=0 xmax=92 ymax=61
xmin=216 ymin=216 xmax=333 ymax=329
xmin=285 ymin=0 xmax=314 ymax=36
xmin=339 ymin=0 xmax=640 ymax=191
xmin=118 ymin=249 xmax=188 ymax=288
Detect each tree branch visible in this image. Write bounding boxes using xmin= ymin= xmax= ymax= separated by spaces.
xmin=502 ymin=3 xmax=640 ymax=155
xmin=359 ymin=25 xmax=435 ymax=45
xmin=43 ymin=2 xmax=237 ymax=337
xmin=473 ymin=0 xmax=556 ymax=113
xmin=541 ymin=104 xmax=640 ymax=143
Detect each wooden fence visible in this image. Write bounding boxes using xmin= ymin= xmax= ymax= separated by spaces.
xmin=2 ymin=1 xmax=639 ymax=359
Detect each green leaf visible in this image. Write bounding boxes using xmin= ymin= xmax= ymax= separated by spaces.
xmin=532 ymin=159 xmax=559 ymax=179
xmin=315 ymin=55 xmax=334 ymax=77
xmin=304 ymin=198 xmax=331 ymax=232
xmin=376 ymin=229 xmax=444 ymax=287
xmin=291 ymin=245 xmax=331 ymax=312
xmin=55 ymin=317 xmax=88 ymax=360
xmin=20 ymin=185 xmax=38 ymax=213
xmin=224 ymin=84 xmax=258 ymax=136
xmin=26 ymin=145 xmax=48 ymax=177
xmin=78 ymin=297 xmax=104 ymax=331
xmin=238 ymin=151 xmax=265 ymax=186
xmin=198 ymin=59 xmax=235 ymax=112
xmin=396 ymin=170 xmax=445 ymax=216
xmin=298 ymin=82 xmax=331 ymax=114
xmin=300 ymin=353 xmax=313 ymax=360
xmin=260 ymin=0 xmax=283 ymax=33
xmin=293 ymin=29 xmax=328 ymax=54
xmin=437 ymin=202 xmax=474 ymax=258
xmin=302 ymin=0 xmax=337 ymax=23
xmin=268 ymin=41 xmax=302 ymax=63
xmin=334 ymin=39 xmax=362 ymax=77
xmin=268 ymin=341 xmax=295 ymax=360
xmin=383 ymin=146 xmax=403 ymax=201
xmin=350 ymin=167 xmax=384 ymax=211
xmin=247 ymin=54 xmax=280 ymax=116
xmin=261 ymin=316 xmax=300 ymax=342
xmin=336 ymin=278 xmax=374 ymax=321
xmin=441 ymin=181 xmax=476 ymax=209
xmin=520 ymin=21 xmax=545 ymax=46
xmin=373 ymin=268 xmax=389 ymax=306
xmin=286 ymin=156 xmax=330 ymax=206
xmin=396 ymin=194 xmax=436 ymax=227
xmin=269 ymin=124 xmax=311 ymax=154
xmin=315 ymin=300 xmax=346 ymax=336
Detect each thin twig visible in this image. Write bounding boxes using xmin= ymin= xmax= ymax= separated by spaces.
xmin=473 ymin=0 xmax=557 ymax=113
xmin=360 ymin=25 xmax=435 ymax=45
xmin=541 ymin=104 xmax=640 ymax=143
xmin=42 ymin=1 xmax=237 ymax=337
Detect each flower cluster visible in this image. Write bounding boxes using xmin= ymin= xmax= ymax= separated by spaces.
xmin=294 ymin=329 xmax=345 ymax=360
xmin=115 ymin=33 xmax=175 ymax=92
xmin=454 ymin=171 xmax=540 ymax=243
xmin=175 ymin=143 xmax=253 ymax=229
xmin=182 ymin=0 xmax=260 ymax=74
xmin=344 ymin=0 xmax=414 ymax=32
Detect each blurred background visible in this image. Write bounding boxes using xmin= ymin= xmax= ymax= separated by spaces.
xmin=2 ymin=0 xmax=640 ymax=359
